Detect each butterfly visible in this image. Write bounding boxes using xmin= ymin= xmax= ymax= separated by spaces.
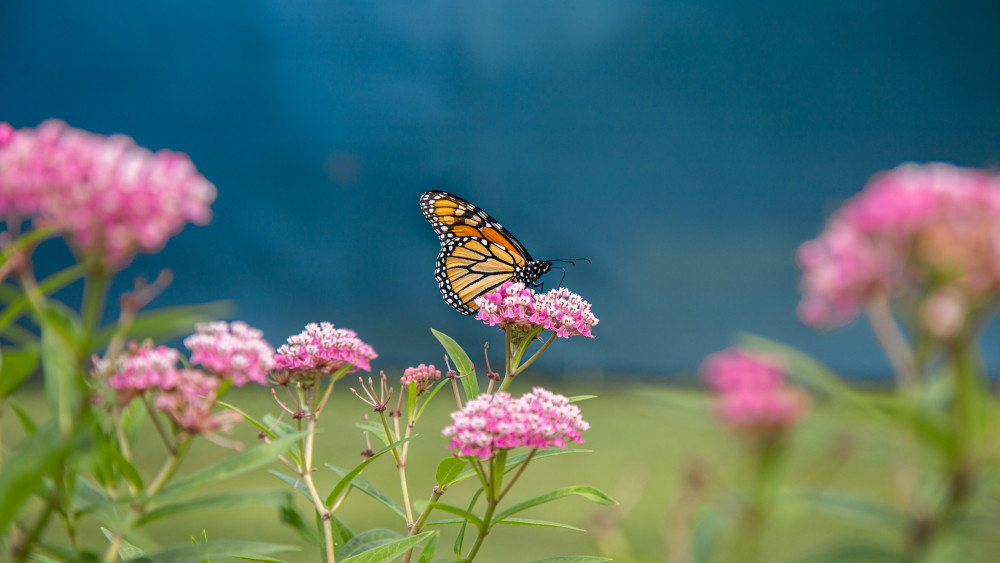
xmin=420 ymin=190 xmax=552 ymax=314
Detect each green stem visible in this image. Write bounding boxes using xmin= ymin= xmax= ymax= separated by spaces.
xmin=465 ymin=457 xmax=501 ymax=562
xmin=13 ymin=499 xmax=57 ymax=563
xmin=80 ymin=266 xmax=108 ymax=360
xmin=496 ymin=449 xmax=534 ymax=503
xmin=864 ymin=296 xmax=917 ymax=391
xmin=300 ymin=414 xmax=336 ymax=563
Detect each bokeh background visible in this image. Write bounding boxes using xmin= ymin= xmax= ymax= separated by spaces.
xmin=4 ymin=0 xmax=1000 ymax=378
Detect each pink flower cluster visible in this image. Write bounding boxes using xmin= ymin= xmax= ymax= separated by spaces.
xmin=273 ymin=322 xmax=377 ymax=377
xmin=442 ymin=387 xmax=589 ymax=460
xmin=99 ymin=341 xmax=237 ymax=434
xmin=184 ymin=321 xmax=276 ymax=386
xmin=154 ymin=369 xmax=239 ymax=434
xmin=401 ymin=363 xmax=441 ymax=394
xmin=102 ymin=343 xmax=183 ymax=403
xmin=701 ymin=348 xmax=807 ymax=436
xmin=0 ymin=120 xmax=216 ymax=267
xmin=797 ymin=163 xmax=1000 ymax=327
xmin=474 ymin=282 xmax=598 ymax=338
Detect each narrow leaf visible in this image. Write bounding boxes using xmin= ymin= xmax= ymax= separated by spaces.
xmin=417 ymin=531 xmax=438 ymax=563
xmin=354 ymin=420 xmax=390 ymax=447
xmin=430 ymin=328 xmax=478 ymax=399
xmin=100 ymin=526 xmax=147 ymax=561
xmin=8 ymin=399 xmax=37 ymax=434
xmin=324 ymin=436 xmax=412 ymax=506
xmin=129 ymin=540 xmax=298 ymax=563
xmin=218 ymin=401 xmax=279 ymax=440
xmin=279 ymin=500 xmax=321 ymax=547
xmin=139 ymin=490 xmax=293 ymax=525
xmin=327 ymin=467 xmax=406 ymax=520
xmin=0 ymin=348 xmax=39 ymax=397
xmin=269 ymin=470 xmax=312 ymax=501
xmin=493 ymin=486 xmax=616 ymax=523
xmin=495 ymin=517 xmax=585 ymax=532
xmin=426 ymin=502 xmax=484 ymax=531
xmin=435 ymin=457 xmax=467 ymax=488
xmin=338 ymin=528 xmax=403 ymax=559
xmin=153 ymin=432 xmax=304 ymax=503
xmin=339 ymin=531 xmax=435 ymax=563
xmin=0 ymin=423 xmax=84 ymax=537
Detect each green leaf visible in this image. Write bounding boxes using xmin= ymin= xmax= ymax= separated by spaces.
xmin=269 ymin=470 xmax=313 ymax=501
xmin=326 ymin=466 xmax=406 ymax=520
xmin=794 ymin=542 xmax=896 ymax=563
xmin=0 ymin=347 xmax=38 ymax=397
xmin=153 ymin=432 xmax=305 ymax=503
xmin=435 ymin=457 xmax=468 ymax=488
xmin=38 ymin=303 xmax=82 ymax=434
xmin=493 ymin=486 xmax=616 ymax=523
xmin=338 ymin=528 xmax=402 ymax=559
xmin=0 ymin=423 xmax=86 ymax=537
xmin=354 ymin=420 xmax=390 ymax=447
xmin=426 ymin=502 xmax=484 ymax=531
xmin=495 ymin=517 xmax=585 ymax=532
xmin=407 ymin=380 xmax=418 ymax=420
xmin=737 ymin=334 xmax=873 ymax=411
xmin=100 ymin=527 xmax=147 ymax=561
xmin=324 ymin=436 xmax=412 ymax=507
xmin=278 ymin=500 xmax=321 ymax=547
xmin=8 ymin=399 xmax=37 ymax=434
xmin=92 ymin=301 xmax=234 ymax=351
xmin=139 ymin=490 xmax=293 ymax=526
xmin=75 ymin=476 xmax=123 ymax=526
xmin=430 ymin=328 xmax=478 ymax=399
xmin=339 ymin=531 xmax=435 ymax=563
xmin=567 ymin=395 xmax=597 ymax=403
xmin=128 ymin=540 xmax=298 ymax=563
xmin=329 ymin=514 xmax=355 ymax=552
xmin=217 ymin=401 xmax=279 ymax=441
xmin=802 ymin=490 xmax=902 ymax=528
xmin=0 ymin=264 xmax=85 ymax=336
xmin=417 ymin=531 xmax=438 ymax=563
xmin=690 ymin=507 xmax=727 ymax=563
xmin=527 ymin=558 xmax=612 ymax=563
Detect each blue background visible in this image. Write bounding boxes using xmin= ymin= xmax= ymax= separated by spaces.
xmin=3 ymin=1 xmax=1000 ymax=378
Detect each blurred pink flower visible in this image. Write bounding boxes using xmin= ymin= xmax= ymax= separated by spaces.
xmin=474 ymin=282 xmax=598 ymax=338
xmin=184 ymin=321 xmax=275 ymax=386
xmin=442 ymin=387 xmax=589 ymax=460
xmin=273 ymin=322 xmax=377 ymax=378
xmin=0 ymin=120 xmax=216 ymax=267
xmin=100 ymin=342 xmax=183 ymax=403
xmin=798 ymin=163 xmax=1000 ymax=328
xmin=701 ymin=347 xmax=807 ymax=436
xmin=154 ymin=368 xmax=239 ymax=434
xmin=401 ymin=363 xmax=441 ymax=395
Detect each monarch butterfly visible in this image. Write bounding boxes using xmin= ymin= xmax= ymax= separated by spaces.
xmin=420 ymin=190 xmax=552 ymax=314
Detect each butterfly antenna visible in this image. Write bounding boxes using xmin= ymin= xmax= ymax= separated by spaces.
xmin=548 ymin=258 xmax=591 ymax=267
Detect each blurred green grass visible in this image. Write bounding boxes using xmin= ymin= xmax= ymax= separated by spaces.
xmin=5 ymin=378 xmax=996 ymax=562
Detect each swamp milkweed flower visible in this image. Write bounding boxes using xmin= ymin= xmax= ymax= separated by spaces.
xmin=0 ymin=120 xmax=216 ymax=268
xmin=400 ymin=363 xmax=441 ymax=395
xmin=474 ymin=282 xmax=598 ymax=338
xmin=153 ymin=368 xmax=239 ymax=434
xmin=701 ymin=348 xmax=807 ymax=438
xmin=273 ymin=322 xmax=377 ymax=380
xmin=101 ymin=342 xmax=183 ymax=403
xmin=797 ymin=162 xmax=1000 ymax=329
xmin=442 ymin=387 xmax=589 ymax=460
xmin=184 ymin=321 xmax=275 ymax=386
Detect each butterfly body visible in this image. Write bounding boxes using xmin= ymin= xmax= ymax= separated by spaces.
xmin=420 ymin=190 xmax=551 ymax=314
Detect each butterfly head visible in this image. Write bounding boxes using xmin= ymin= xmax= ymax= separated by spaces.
xmin=518 ymin=260 xmax=552 ymax=288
